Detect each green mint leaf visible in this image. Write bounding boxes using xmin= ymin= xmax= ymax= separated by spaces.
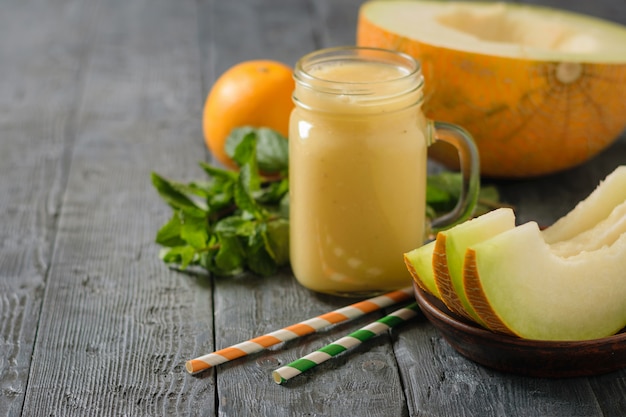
xmin=235 ymin=171 xmax=266 ymax=220
xmin=265 ymin=218 xmax=290 ymax=266
xmin=215 ymin=216 xmax=253 ymax=235
xmin=226 ymin=127 xmax=289 ymax=174
xmin=224 ymin=127 xmax=254 ymax=163
xmin=255 ymin=127 xmax=288 ymax=174
xmin=155 ymin=212 xmax=185 ymax=247
xmin=257 ymin=177 xmax=289 ymax=206
xmin=246 ymin=225 xmax=278 ymax=277
xmin=198 ymin=162 xmax=238 ymax=214
xmin=426 ymin=184 xmax=452 ymax=205
xmin=180 ymin=213 xmax=209 ymax=249
xmin=160 ymin=246 xmax=197 ymax=269
xmin=214 ymin=232 xmax=245 ymax=274
xmin=232 ymin=137 xmax=267 ymax=220
xmin=199 ymin=161 xmax=238 ymax=182
xmin=151 ymin=172 xmax=207 ymax=216
xmin=247 ymin=247 xmax=277 ymax=276
xmin=426 ymin=171 xmax=465 ymax=214
xmin=238 ymin=148 xmax=261 ymax=193
xmin=427 ymin=172 xmax=461 ymax=198
xmin=226 ymin=128 xmax=257 ymax=167
xmin=426 ymin=171 xmax=503 ymax=219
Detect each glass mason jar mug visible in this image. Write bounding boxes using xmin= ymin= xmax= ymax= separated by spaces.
xmin=289 ymin=46 xmax=480 ymax=297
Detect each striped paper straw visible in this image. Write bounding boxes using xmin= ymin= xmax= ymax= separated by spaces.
xmin=185 ymin=287 xmax=414 ymax=374
xmin=272 ymin=302 xmax=420 ymax=384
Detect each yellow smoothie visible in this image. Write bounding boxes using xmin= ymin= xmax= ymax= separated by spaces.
xmin=289 ymin=57 xmax=429 ymax=295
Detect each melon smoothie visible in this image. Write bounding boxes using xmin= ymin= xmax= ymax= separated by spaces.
xmin=289 ymin=47 xmax=479 ymax=296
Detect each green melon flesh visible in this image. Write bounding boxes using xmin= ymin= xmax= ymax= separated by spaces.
xmin=465 ymin=221 xmax=626 ymax=341
xmin=433 ymin=208 xmax=516 ymax=324
xmin=404 ymin=240 xmax=439 ymax=298
xmin=542 ymin=166 xmax=626 ymax=243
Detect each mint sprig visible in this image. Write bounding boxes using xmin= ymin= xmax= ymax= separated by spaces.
xmin=152 ymin=127 xmax=289 ymax=277
xmin=425 ymin=171 xmax=503 ymax=220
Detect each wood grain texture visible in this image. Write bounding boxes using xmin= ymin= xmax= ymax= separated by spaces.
xmin=1 ymin=0 xmax=625 ymax=415
xmin=0 ymin=0 xmax=93 ymax=414
xmin=395 ymin=320 xmax=609 ymax=417
xmin=14 ymin=0 xmax=214 ymax=415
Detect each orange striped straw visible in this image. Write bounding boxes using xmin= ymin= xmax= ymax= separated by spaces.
xmin=185 ymin=286 xmax=414 ymax=374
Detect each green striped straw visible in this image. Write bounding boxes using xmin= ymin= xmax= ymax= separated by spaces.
xmin=272 ymin=302 xmax=420 ymax=384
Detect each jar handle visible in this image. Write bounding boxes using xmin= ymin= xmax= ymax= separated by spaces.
xmin=430 ymin=121 xmax=481 ymax=232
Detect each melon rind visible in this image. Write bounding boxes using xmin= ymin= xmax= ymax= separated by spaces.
xmin=433 ymin=208 xmax=515 ymax=325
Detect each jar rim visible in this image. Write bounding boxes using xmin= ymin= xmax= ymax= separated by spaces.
xmin=294 ymin=46 xmax=423 ymax=92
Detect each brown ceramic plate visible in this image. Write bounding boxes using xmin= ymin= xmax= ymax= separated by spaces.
xmin=413 ymin=282 xmax=626 ymax=377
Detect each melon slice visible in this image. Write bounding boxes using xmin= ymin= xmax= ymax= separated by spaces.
xmin=404 ymin=240 xmax=439 ymax=298
xmin=550 ymin=199 xmax=626 ymax=257
xmin=357 ymin=1 xmax=626 ymax=177
xmin=464 ymin=222 xmax=626 ymax=341
xmin=433 ymin=208 xmax=515 ymax=324
xmin=542 ymin=166 xmax=626 ymax=243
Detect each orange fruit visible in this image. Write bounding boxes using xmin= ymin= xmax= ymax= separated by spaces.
xmin=202 ymin=60 xmax=295 ymax=168
xmin=357 ymin=1 xmax=626 ymax=178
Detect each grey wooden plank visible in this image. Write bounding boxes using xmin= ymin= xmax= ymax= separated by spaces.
xmin=199 ymin=0 xmax=316 ymax=82
xmin=589 ymin=373 xmax=626 ymax=416
xmin=19 ymin=0 xmax=214 ymax=415
xmin=395 ymin=319 xmax=622 ymax=417
xmin=0 ymin=0 xmax=95 ymax=415
xmin=309 ymin=0 xmax=363 ymax=48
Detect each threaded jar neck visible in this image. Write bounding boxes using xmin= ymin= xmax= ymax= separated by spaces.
xmin=293 ymin=46 xmax=424 ymax=114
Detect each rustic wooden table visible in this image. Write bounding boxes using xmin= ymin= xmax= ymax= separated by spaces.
xmin=2 ymin=0 xmax=626 ymax=416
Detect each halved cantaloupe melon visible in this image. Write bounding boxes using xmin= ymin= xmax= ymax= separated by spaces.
xmin=464 ymin=221 xmax=626 ymax=341
xmin=357 ymin=1 xmax=626 ymax=178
